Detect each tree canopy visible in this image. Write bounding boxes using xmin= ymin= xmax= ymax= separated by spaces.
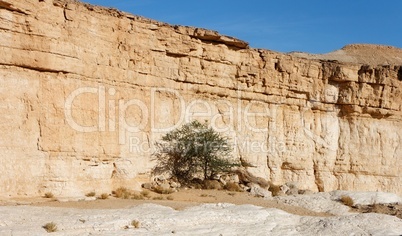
xmin=153 ymin=120 xmax=239 ymax=183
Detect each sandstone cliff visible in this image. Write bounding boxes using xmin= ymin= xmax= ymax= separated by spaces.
xmin=0 ymin=0 xmax=401 ymax=197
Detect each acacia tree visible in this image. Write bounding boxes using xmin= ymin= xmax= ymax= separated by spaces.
xmin=153 ymin=120 xmax=239 ymax=183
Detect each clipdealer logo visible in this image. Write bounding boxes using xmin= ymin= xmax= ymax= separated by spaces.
xmin=64 ymin=86 xmax=276 ymax=144
xmin=64 ymin=84 xmax=339 ymax=154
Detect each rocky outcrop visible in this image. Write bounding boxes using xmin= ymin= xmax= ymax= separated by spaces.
xmin=0 ymin=0 xmax=401 ymax=197
xmin=290 ymin=44 xmax=402 ymax=65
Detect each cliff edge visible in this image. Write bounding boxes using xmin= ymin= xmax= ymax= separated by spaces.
xmin=291 ymin=44 xmax=402 ymax=65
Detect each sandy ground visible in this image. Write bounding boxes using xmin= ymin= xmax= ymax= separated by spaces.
xmin=1 ymin=189 xmax=402 ymax=235
xmin=29 ymin=189 xmax=331 ymax=217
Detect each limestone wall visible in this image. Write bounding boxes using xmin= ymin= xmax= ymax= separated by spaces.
xmin=0 ymin=0 xmax=401 ymax=197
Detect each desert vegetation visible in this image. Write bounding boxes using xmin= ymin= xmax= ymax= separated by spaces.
xmin=152 ymin=185 xmax=175 ymax=194
xmin=224 ymin=182 xmax=243 ymax=192
xmin=139 ymin=123 xmax=336 ymax=201
xmin=114 ymin=187 xmax=131 ymax=199
xmin=85 ymin=191 xmax=96 ymax=197
xmin=131 ymin=220 xmax=140 ymax=228
xmin=42 ymin=222 xmax=57 ymax=233
xmin=340 ymin=195 xmax=354 ymax=207
xmin=99 ymin=193 xmax=109 ymax=200
xmin=44 ymin=192 xmax=54 ymax=199
xmin=131 ymin=194 xmax=144 ymax=200
xmin=153 ymin=121 xmax=239 ymax=184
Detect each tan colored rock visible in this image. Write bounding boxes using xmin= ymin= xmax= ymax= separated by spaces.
xmin=0 ymin=0 xmax=401 ymax=198
xmin=249 ymin=183 xmax=272 ymax=198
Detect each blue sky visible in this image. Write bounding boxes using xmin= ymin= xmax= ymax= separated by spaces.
xmin=83 ymin=0 xmax=402 ymax=54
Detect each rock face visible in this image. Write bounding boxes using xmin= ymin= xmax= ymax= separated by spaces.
xmin=0 ymin=0 xmax=401 ymax=197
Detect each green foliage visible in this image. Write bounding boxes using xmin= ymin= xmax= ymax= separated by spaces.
xmin=153 ymin=120 xmax=239 ymax=183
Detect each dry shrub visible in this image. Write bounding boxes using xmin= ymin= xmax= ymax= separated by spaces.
xmin=371 ymin=203 xmax=381 ymax=213
xmin=114 ymin=187 xmax=131 ymax=199
xmin=86 ymin=191 xmax=96 ymax=197
xmin=200 ymin=194 xmax=215 ymax=198
xmin=340 ymin=195 xmax=354 ymax=207
xmin=224 ymin=182 xmax=242 ymax=192
xmin=131 ymin=220 xmax=140 ymax=228
xmin=131 ymin=194 xmax=144 ymax=200
xmin=99 ymin=193 xmax=109 ymax=200
xmin=140 ymin=190 xmax=151 ymax=198
xmin=152 ymin=196 xmax=164 ymax=200
xmin=191 ymin=183 xmax=203 ymax=189
xmin=167 ymin=195 xmax=174 ymax=200
xmin=203 ymin=180 xmax=223 ymax=190
xmin=268 ymin=184 xmax=281 ymax=197
xmin=152 ymin=186 xmax=174 ymax=194
xmin=44 ymin=192 xmax=54 ymax=199
xmin=43 ymin=222 xmax=57 ymax=233
xmin=353 ymin=203 xmax=402 ymax=219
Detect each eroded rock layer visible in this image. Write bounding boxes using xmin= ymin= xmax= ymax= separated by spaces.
xmin=0 ymin=0 xmax=401 ymax=197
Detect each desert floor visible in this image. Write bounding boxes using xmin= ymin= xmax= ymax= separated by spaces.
xmin=0 ymin=189 xmax=401 ymax=235
xmin=32 ymin=189 xmax=332 ymax=217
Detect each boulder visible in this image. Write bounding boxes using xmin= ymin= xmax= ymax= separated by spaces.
xmin=235 ymin=169 xmax=269 ymax=188
xmin=141 ymin=183 xmax=153 ymax=190
xmin=249 ymin=183 xmax=272 ymax=198
xmin=169 ymin=181 xmax=181 ymax=189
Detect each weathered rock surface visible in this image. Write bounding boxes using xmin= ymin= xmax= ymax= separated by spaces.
xmin=0 ymin=0 xmax=401 ymax=197
xmin=248 ymin=183 xmax=272 ymax=198
xmin=275 ymin=190 xmax=402 ymax=216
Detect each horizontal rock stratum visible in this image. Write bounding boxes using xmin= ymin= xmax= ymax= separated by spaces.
xmin=0 ymin=0 xmax=401 ymax=197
